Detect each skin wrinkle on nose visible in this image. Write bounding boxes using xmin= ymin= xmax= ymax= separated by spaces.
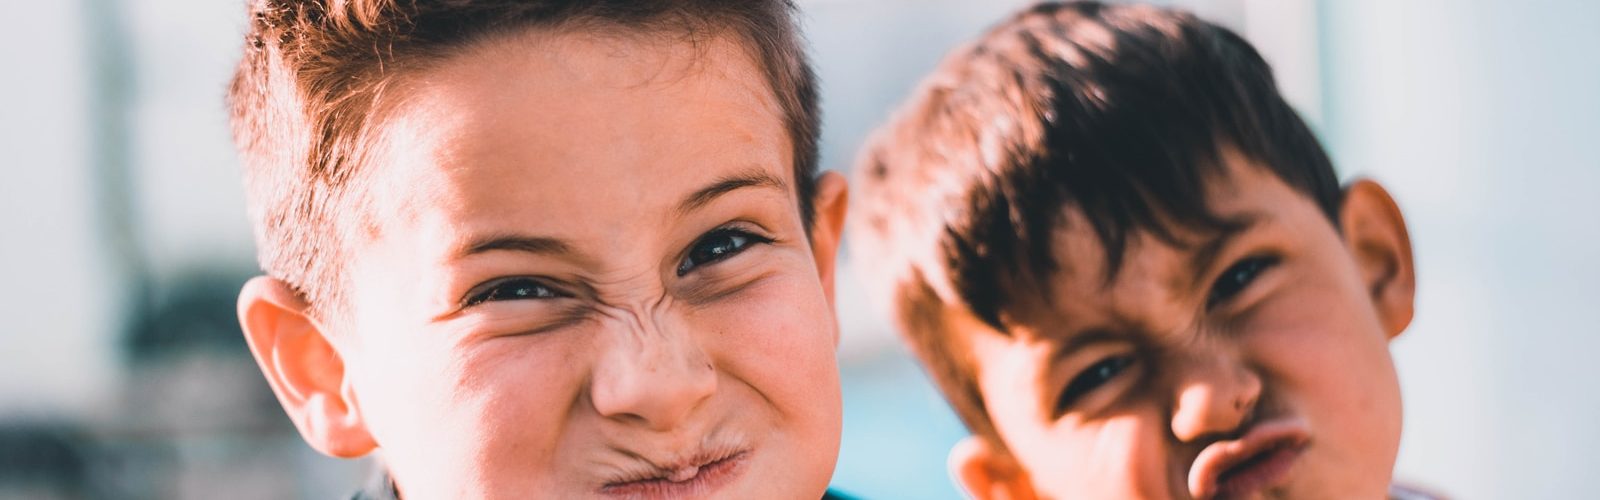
xmin=588 ymin=272 xmax=716 ymax=423
xmin=1092 ymin=275 xmax=1257 ymax=444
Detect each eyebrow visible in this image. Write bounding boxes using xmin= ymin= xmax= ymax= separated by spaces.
xmin=1184 ymin=211 xmax=1266 ymax=291
xmin=676 ymin=168 xmax=789 ymax=217
xmin=1053 ymin=328 xmax=1127 ymax=359
xmin=457 ymin=233 xmax=574 ymax=259
xmin=452 ymin=168 xmax=787 ymax=260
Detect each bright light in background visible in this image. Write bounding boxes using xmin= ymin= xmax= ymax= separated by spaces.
xmin=1320 ymin=1 xmax=1600 ymax=497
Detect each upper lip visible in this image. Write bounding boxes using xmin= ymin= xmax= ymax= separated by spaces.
xmin=1186 ymin=417 xmax=1311 ymax=499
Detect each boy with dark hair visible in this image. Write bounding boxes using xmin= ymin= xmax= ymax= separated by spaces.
xmin=228 ymin=1 xmax=851 ymax=498
xmin=851 ymin=2 xmax=1429 ymax=498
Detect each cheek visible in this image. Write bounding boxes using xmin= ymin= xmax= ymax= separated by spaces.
xmin=1256 ymin=277 xmax=1399 ymax=411
xmin=698 ymin=258 xmax=839 ymax=391
xmin=352 ymin=322 xmax=583 ymax=495
xmin=454 ymin=335 xmax=588 ymax=452
xmin=691 ymin=264 xmax=842 ymax=461
xmin=1009 ymin=405 xmax=1179 ymax=499
xmin=345 ymin=311 xmax=453 ymax=439
xmin=1245 ymin=271 xmax=1402 ymax=490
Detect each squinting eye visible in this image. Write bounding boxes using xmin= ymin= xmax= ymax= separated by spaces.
xmin=1055 ymin=355 xmax=1136 ymax=415
xmin=464 ymin=277 xmax=563 ymax=307
xmin=1206 ymin=255 xmax=1279 ymax=308
xmin=676 ymin=228 xmax=769 ymax=276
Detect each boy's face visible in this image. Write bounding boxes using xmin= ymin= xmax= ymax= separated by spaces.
xmin=951 ymin=153 xmax=1415 ymax=500
xmin=238 ymin=29 xmax=846 ymax=499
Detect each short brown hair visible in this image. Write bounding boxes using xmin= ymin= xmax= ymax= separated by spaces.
xmin=849 ymin=1 xmax=1340 ymax=443
xmin=228 ymin=0 xmax=820 ymax=317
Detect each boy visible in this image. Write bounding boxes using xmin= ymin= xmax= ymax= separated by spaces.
xmin=850 ymin=2 xmax=1429 ymax=499
xmin=227 ymin=1 xmax=850 ymax=498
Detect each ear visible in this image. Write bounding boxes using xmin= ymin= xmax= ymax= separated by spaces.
xmin=949 ymin=436 xmax=1038 ymax=500
xmin=1338 ymin=180 xmax=1416 ymax=338
xmin=809 ymin=171 xmax=849 ymax=308
xmin=237 ymin=276 xmax=376 ymax=458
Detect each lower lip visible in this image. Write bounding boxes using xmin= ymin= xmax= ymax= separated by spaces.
xmin=1213 ymin=446 xmax=1302 ymax=498
xmin=599 ymin=452 xmax=749 ymax=499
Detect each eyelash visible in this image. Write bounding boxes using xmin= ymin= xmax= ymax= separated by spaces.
xmin=463 ymin=277 xmax=566 ymax=307
xmin=1206 ymin=255 xmax=1280 ymax=309
xmin=675 ymin=227 xmax=771 ymax=276
xmin=1055 ymin=355 xmax=1137 ymax=415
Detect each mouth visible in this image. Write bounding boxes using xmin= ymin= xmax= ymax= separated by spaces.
xmin=598 ymin=450 xmax=749 ymax=499
xmin=1187 ymin=418 xmax=1311 ymax=500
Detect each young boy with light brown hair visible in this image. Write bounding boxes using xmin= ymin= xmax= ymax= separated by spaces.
xmin=227 ymin=1 xmax=853 ymax=498
xmin=851 ymin=2 xmax=1435 ymax=498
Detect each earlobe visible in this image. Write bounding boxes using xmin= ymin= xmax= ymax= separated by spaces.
xmin=237 ymin=276 xmax=376 ymax=458
xmin=809 ymin=171 xmax=850 ymax=308
xmin=1338 ymin=180 xmax=1416 ymax=338
xmin=949 ymin=436 xmax=1037 ymax=500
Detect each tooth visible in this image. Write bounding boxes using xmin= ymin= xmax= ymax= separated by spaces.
xmin=667 ymin=466 xmax=699 ymax=482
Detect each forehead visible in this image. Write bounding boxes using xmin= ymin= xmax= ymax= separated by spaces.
xmin=1001 ymin=154 xmax=1328 ymax=336
xmin=362 ymin=28 xmax=792 ymax=251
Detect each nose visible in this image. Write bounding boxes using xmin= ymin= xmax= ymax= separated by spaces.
xmin=589 ymin=313 xmax=717 ymax=431
xmin=1169 ymin=353 xmax=1262 ymax=443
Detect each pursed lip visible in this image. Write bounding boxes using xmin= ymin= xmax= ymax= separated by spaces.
xmin=1187 ymin=418 xmax=1311 ymax=499
xmin=598 ymin=449 xmax=750 ymax=499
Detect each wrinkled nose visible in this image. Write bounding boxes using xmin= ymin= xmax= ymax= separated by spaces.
xmin=589 ymin=317 xmax=717 ymax=431
xmin=1169 ymin=355 xmax=1262 ymax=443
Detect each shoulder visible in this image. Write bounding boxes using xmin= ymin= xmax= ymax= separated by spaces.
xmin=822 ymin=488 xmax=860 ymax=500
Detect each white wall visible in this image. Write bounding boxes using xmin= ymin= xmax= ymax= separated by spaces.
xmin=1321 ymin=0 xmax=1600 ymax=496
xmin=0 ymin=1 xmax=118 ymax=416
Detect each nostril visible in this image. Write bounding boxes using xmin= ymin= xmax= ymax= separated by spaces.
xmin=1171 ymin=376 xmax=1262 ymax=443
xmin=589 ymin=344 xmax=718 ymax=431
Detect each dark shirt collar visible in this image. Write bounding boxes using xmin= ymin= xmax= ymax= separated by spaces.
xmin=352 ymin=470 xmax=857 ymax=500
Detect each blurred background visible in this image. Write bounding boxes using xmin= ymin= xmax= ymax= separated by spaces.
xmin=1 ymin=0 xmax=1596 ymax=498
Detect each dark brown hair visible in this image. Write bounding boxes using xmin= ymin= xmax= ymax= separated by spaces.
xmin=228 ymin=0 xmax=820 ymax=317
xmin=850 ymin=1 xmax=1341 ymax=443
